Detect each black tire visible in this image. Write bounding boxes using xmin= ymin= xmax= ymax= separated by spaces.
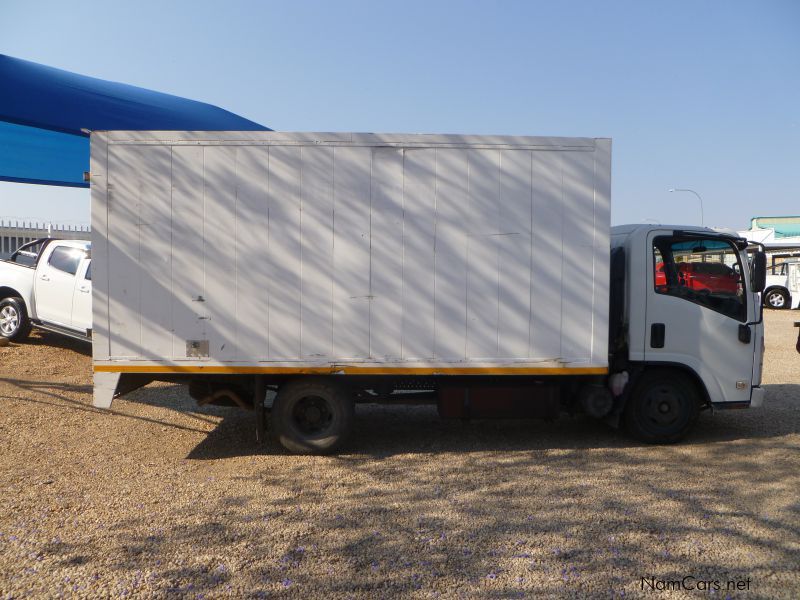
xmin=624 ymin=370 xmax=700 ymax=444
xmin=763 ymin=288 xmax=789 ymax=310
xmin=0 ymin=297 xmax=32 ymax=342
xmin=271 ymin=378 xmax=354 ymax=454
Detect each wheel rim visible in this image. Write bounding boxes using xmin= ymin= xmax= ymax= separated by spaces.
xmin=291 ymin=395 xmax=334 ymax=435
xmin=640 ymin=383 xmax=688 ymax=430
xmin=767 ymin=292 xmax=785 ymax=308
xmin=0 ymin=305 xmax=19 ymax=335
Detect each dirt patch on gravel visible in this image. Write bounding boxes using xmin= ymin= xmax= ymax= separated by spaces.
xmin=1 ymin=312 xmax=798 ymax=598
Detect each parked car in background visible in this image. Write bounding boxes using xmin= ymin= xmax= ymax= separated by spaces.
xmin=654 ymin=260 xmax=741 ymax=295
xmin=763 ymin=259 xmax=800 ymax=309
xmin=0 ymin=238 xmax=92 ymax=342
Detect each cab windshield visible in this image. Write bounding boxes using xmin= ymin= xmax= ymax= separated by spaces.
xmin=653 ymin=236 xmax=747 ymax=322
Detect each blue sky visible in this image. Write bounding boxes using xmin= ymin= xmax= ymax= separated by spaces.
xmin=1 ymin=0 xmax=798 ymax=230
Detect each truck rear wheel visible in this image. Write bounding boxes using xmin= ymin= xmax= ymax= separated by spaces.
xmin=272 ymin=378 xmax=354 ymax=454
xmin=624 ymin=370 xmax=700 ymax=444
xmin=0 ymin=297 xmax=32 ymax=342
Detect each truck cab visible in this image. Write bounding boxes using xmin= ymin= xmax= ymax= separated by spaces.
xmin=611 ymin=225 xmax=765 ymax=438
xmin=0 ymin=238 xmax=92 ymax=342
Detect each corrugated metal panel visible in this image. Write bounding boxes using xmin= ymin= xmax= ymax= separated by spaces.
xmin=169 ymin=145 xmax=206 ymax=359
xmin=434 ymin=148 xmax=469 ymax=360
xmin=234 ymin=146 xmax=270 ymax=359
xmin=530 ymin=151 xmax=563 ymax=360
xmin=496 ymin=149 xmax=532 ymax=358
xmin=369 ymin=148 xmax=404 ymax=360
xmin=107 ymin=144 xmax=143 ymax=358
xmin=136 ymin=145 xmax=172 ymax=359
xmin=267 ymin=146 xmax=302 ymax=360
xmin=299 ymin=146 xmax=334 ymax=359
xmin=94 ymin=132 xmax=610 ymax=369
xmin=402 ymin=149 xmax=437 ymax=360
xmin=332 ymin=146 xmax=371 ymax=359
xmin=203 ymin=146 xmax=239 ymax=361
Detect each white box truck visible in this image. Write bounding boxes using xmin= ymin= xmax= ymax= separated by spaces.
xmin=89 ymin=131 xmax=767 ymax=453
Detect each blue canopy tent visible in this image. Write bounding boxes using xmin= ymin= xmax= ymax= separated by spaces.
xmin=0 ymin=54 xmax=269 ymax=188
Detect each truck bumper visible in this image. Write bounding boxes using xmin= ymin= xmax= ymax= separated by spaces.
xmin=750 ymin=386 xmax=765 ymax=408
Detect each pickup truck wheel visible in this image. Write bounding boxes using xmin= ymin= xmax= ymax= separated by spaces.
xmin=272 ymin=379 xmax=354 ymax=455
xmin=764 ymin=288 xmax=789 ymax=309
xmin=624 ymin=370 xmax=700 ymax=444
xmin=0 ymin=297 xmax=32 ymax=342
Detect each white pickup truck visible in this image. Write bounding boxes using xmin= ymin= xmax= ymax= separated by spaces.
xmin=763 ymin=259 xmax=800 ymax=310
xmin=0 ymin=238 xmax=92 ymax=342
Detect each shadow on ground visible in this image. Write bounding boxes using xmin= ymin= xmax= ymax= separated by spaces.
xmin=38 ymin=385 xmax=800 ymax=598
xmin=152 ymin=383 xmax=800 ymax=460
xmin=23 ymin=330 xmax=92 ymax=356
xmin=3 ymin=374 xmax=798 ymax=598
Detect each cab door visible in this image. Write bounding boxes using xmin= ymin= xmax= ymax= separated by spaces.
xmin=34 ymin=245 xmax=87 ymax=327
xmin=644 ymin=233 xmax=756 ymax=404
xmin=71 ymin=259 xmax=92 ymax=332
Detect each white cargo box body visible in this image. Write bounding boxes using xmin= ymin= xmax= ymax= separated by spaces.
xmin=91 ymin=132 xmax=610 ymax=377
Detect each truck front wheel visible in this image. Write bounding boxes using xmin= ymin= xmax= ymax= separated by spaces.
xmin=0 ymin=297 xmax=32 ymax=342
xmin=272 ymin=378 xmax=354 ymax=454
xmin=624 ymin=370 xmax=700 ymax=444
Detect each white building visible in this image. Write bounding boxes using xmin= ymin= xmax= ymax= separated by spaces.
xmin=737 ymin=216 xmax=800 ymax=266
xmin=0 ymin=220 xmax=90 ymax=258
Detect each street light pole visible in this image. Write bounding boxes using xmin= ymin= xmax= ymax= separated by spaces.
xmin=668 ymin=188 xmax=704 ymax=226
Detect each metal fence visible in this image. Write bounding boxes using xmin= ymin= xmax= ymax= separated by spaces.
xmin=0 ymin=220 xmax=91 ymax=258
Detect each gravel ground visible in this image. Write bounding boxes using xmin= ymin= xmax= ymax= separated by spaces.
xmin=1 ymin=311 xmax=798 ymax=599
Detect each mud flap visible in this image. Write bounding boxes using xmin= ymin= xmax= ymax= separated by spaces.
xmin=92 ymin=372 xmax=153 ymax=408
xmin=93 ymin=371 xmax=121 ymax=408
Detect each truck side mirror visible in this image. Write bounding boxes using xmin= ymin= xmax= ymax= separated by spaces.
xmin=752 ymin=251 xmax=767 ymax=293
xmin=795 ymin=322 xmax=800 ymax=354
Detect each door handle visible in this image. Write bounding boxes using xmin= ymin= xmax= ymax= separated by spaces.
xmin=650 ymin=323 xmax=665 ymax=348
xmin=79 ymin=287 xmax=90 ymax=293
xmin=40 ymin=274 xmax=50 ymax=281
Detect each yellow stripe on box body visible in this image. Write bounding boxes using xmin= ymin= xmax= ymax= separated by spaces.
xmin=93 ymin=364 xmax=608 ymax=376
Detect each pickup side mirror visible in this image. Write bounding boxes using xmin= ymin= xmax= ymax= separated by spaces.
xmin=751 ymin=251 xmax=767 ymax=294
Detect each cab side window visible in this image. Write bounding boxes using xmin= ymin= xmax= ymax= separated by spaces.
xmin=48 ymin=247 xmax=85 ymax=276
xmin=653 ymin=236 xmax=746 ymax=322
